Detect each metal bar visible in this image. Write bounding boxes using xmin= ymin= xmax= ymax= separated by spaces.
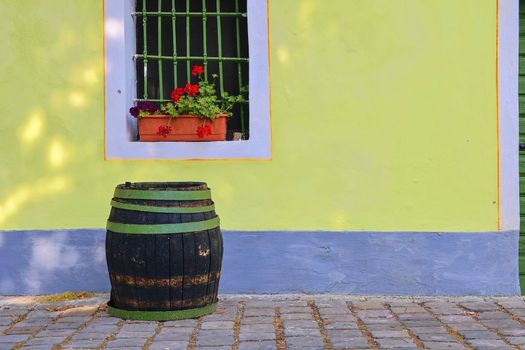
xmin=142 ymin=0 xmax=148 ymax=99
xmin=235 ymin=0 xmax=245 ymax=134
xmin=171 ymin=0 xmax=178 ymax=87
xmin=135 ymin=98 xmax=179 ymax=103
xmin=216 ymin=0 xmax=224 ymax=95
xmin=186 ymin=0 xmax=191 ymax=80
xmin=202 ymin=0 xmax=208 ymax=79
xmin=135 ymin=98 xmax=249 ymax=104
xmin=111 ymin=200 xmax=216 ymax=214
xmin=157 ymin=0 xmax=164 ymax=99
xmin=133 ymin=11 xmax=245 ymax=17
xmin=135 ymin=54 xmax=248 ymax=62
xmin=106 ymin=217 xmax=220 ymax=235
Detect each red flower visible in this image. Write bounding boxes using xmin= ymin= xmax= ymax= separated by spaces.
xmin=196 ymin=125 xmax=212 ymax=138
xmin=192 ymin=65 xmax=205 ymax=76
xmin=196 ymin=126 xmax=205 ymax=138
xmin=156 ymin=125 xmax=172 ymax=137
xmin=184 ymin=83 xmax=199 ymax=96
xmin=170 ymin=88 xmax=184 ymax=102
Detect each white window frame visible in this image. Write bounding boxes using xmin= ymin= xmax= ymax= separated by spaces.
xmin=103 ymin=0 xmax=271 ymax=160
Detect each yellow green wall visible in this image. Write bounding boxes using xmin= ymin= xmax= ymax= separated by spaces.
xmin=0 ymin=0 xmax=498 ymax=232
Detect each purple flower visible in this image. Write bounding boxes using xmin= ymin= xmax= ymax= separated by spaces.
xmin=141 ymin=102 xmax=157 ymax=113
xmin=129 ymin=106 xmax=140 ymax=118
xmin=129 ymin=102 xmax=158 ymax=117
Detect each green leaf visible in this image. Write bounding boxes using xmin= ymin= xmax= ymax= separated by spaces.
xmin=160 ymin=102 xmax=179 ymax=117
xmin=138 ymin=76 xmax=247 ymax=121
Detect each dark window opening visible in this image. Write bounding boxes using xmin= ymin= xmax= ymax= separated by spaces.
xmin=134 ymin=0 xmax=249 ymax=140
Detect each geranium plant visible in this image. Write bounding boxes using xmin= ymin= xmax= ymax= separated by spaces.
xmin=129 ymin=65 xmax=247 ymax=141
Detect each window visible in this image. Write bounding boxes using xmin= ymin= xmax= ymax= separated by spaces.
xmin=135 ymin=0 xmax=250 ymax=139
xmin=104 ymin=0 xmax=270 ymax=159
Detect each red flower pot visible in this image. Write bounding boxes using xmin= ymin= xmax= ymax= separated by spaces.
xmin=137 ymin=114 xmax=229 ymax=142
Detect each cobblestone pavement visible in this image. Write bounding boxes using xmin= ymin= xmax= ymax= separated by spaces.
xmin=3 ymin=295 xmax=525 ymax=350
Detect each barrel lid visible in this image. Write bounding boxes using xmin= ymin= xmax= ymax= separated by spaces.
xmin=115 ymin=182 xmax=211 ymax=200
xmin=118 ymin=182 xmax=208 ymax=191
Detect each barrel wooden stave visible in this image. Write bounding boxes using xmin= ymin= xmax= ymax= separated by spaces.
xmin=106 ymin=182 xmax=222 ymax=313
xmin=106 ymin=230 xmax=222 ymax=311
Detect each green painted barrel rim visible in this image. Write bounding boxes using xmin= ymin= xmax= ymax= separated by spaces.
xmin=106 ymin=217 xmax=220 ymax=234
xmin=106 ymin=302 xmax=217 ymax=321
xmin=111 ymin=200 xmax=215 ymax=214
xmin=114 ymin=188 xmax=211 ymax=200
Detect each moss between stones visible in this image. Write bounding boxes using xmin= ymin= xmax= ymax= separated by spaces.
xmin=36 ymin=291 xmax=97 ymax=303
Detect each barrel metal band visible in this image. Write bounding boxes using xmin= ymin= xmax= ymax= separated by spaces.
xmin=106 ymin=217 xmax=220 ymax=234
xmin=114 ymin=188 xmax=211 ymax=200
xmin=111 ymin=200 xmax=215 ymax=214
xmin=107 ymin=302 xmax=217 ymax=321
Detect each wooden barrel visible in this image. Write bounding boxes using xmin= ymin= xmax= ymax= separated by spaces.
xmin=105 ymin=182 xmax=223 ymax=321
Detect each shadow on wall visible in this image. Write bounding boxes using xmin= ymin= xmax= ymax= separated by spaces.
xmin=0 ymin=0 xmax=106 ymax=230
xmin=0 ymin=230 xmax=108 ymax=295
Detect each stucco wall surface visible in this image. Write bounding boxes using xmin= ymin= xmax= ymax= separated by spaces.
xmin=0 ymin=0 xmax=498 ymax=232
xmin=0 ymin=230 xmax=519 ymax=295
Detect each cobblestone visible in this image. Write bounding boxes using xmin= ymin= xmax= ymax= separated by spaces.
xmin=148 ymin=340 xmax=189 ymax=350
xmin=324 ymin=321 xmax=359 ymax=330
xmin=369 ymin=329 xmax=408 ymax=338
xmin=237 ymin=340 xmax=275 ymax=350
xmin=507 ymin=335 xmax=525 ymax=344
xmin=105 ymin=337 xmax=148 ymax=348
xmin=467 ymin=338 xmax=512 ymax=347
xmin=330 ymin=337 xmax=369 ymax=348
xmin=286 ymin=336 xmax=324 ymax=347
xmin=459 ymin=301 xmax=500 ymax=312
xmin=195 ymin=330 xmax=234 ymax=347
xmin=415 ymin=333 xmax=456 ymax=342
xmin=153 ymin=328 xmax=193 ymax=341
xmin=63 ymin=339 xmax=104 ymax=347
xmin=240 ymin=316 xmax=274 ymax=325
xmin=23 ymin=337 xmax=66 ymax=347
xmin=501 ymin=328 xmax=525 ymax=336
xmin=239 ymin=323 xmax=275 ymax=334
xmin=459 ymin=330 xmax=501 ymax=339
xmin=0 ymin=334 xmax=31 ymax=343
xmin=326 ymin=329 xmax=362 ymax=338
xmin=200 ymin=320 xmax=235 ymax=329
xmin=239 ymin=332 xmax=275 ymax=342
xmin=423 ymin=342 xmax=465 ymax=350
xmin=4 ymin=294 xmax=525 ymax=349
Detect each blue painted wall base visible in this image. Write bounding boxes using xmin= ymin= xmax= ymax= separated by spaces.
xmin=0 ymin=230 xmax=519 ymax=296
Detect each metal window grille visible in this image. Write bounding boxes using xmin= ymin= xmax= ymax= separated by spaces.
xmin=134 ymin=0 xmax=249 ymax=139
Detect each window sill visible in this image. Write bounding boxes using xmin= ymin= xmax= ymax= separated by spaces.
xmin=105 ymin=138 xmax=270 ymax=160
